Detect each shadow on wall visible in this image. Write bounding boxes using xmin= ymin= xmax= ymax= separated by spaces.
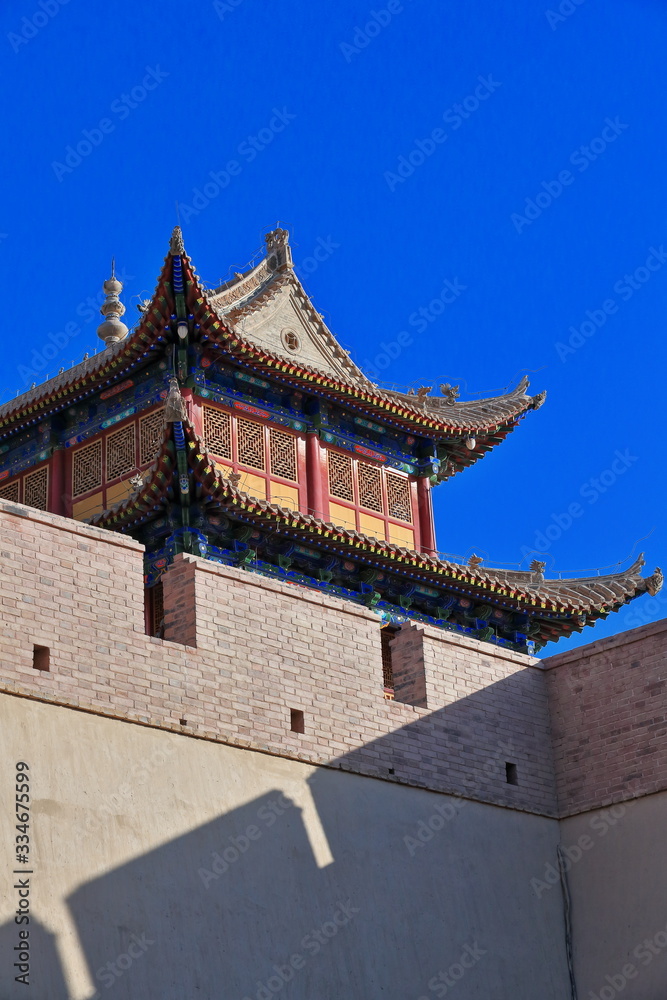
xmin=0 ymin=918 xmax=69 ymax=997
xmin=0 ymin=686 xmax=569 ymax=1000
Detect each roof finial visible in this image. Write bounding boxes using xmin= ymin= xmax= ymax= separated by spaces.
xmin=170 ymin=226 xmax=185 ymax=256
xmin=265 ymin=226 xmax=292 ymax=271
xmin=97 ymin=264 xmax=129 ymax=346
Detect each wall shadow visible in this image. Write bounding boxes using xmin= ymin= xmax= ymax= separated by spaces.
xmin=0 ymin=678 xmax=569 ymax=1000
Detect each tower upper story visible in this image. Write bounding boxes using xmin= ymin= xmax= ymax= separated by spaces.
xmin=0 ymin=228 xmax=660 ymax=653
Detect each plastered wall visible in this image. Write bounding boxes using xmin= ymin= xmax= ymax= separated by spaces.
xmin=0 ymin=695 xmax=570 ymax=1000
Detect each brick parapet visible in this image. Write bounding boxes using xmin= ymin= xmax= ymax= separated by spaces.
xmin=0 ymin=502 xmax=556 ymax=815
xmin=163 ymin=556 xmax=198 ymax=647
xmin=543 ymin=621 xmax=667 ymax=816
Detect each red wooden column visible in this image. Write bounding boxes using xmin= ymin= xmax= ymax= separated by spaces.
xmin=48 ymin=448 xmax=67 ymax=516
xmin=181 ymin=387 xmax=203 ymax=438
xmin=305 ymin=432 xmax=328 ymax=520
xmin=416 ymin=476 xmax=436 ymax=555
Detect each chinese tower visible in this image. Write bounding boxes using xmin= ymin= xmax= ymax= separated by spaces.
xmin=0 ymin=227 xmax=659 ymax=655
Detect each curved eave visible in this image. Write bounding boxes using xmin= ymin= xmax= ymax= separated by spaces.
xmin=182 ymin=257 xmax=542 ymax=442
xmin=0 ymin=255 xmax=176 ymax=437
xmin=183 ymin=423 xmax=660 ymax=620
xmin=88 ymin=422 xmax=175 ymax=530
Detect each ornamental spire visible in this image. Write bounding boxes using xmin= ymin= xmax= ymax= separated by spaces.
xmin=96 ymin=260 xmax=129 ymax=346
xmin=170 ymin=226 xmax=185 ymax=256
xmin=265 ymin=226 xmax=292 ymax=270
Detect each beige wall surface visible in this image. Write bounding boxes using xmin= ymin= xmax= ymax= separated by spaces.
xmin=560 ymin=793 xmax=667 ymax=1000
xmin=0 ymin=695 xmax=571 ymax=1000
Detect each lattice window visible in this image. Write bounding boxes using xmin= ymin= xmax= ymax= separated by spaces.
xmin=106 ymin=424 xmax=136 ymax=482
xmin=237 ymin=418 xmax=265 ymax=470
xmin=139 ymin=410 xmax=165 ymax=466
xmin=358 ymin=461 xmax=383 ymax=512
xmin=203 ymin=406 xmax=231 ymax=459
xmin=72 ymin=440 xmax=102 ymax=498
xmin=328 ymin=452 xmax=353 ymax=501
xmin=269 ymin=428 xmax=297 ymax=481
xmin=23 ymin=467 xmax=48 ymax=511
xmin=386 ymin=471 xmax=412 ymax=523
xmin=0 ymin=479 xmax=19 ymax=503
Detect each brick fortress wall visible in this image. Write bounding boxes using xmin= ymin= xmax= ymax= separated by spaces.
xmin=543 ymin=620 xmax=667 ymax=816
xmin=0 ymin=500 xmax=558 ymax=815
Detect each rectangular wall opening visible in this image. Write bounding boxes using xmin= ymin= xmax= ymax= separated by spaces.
xmin=506 ymin=762 xmax=518 ymax=785
xmin=33 ymin=645 xmax=50 ymax=671
xmin=383 ymin=623 xmax=427 ymax=708
xmin=380 ymin=625 xmax=398 ymax=698
xmin=145 ymin=581 xmax=165 ymax=638
xmin=290 ymin=709 xmax=305 ymax=734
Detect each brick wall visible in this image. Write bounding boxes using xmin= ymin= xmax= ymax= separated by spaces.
xmin=543 ymin=620 xmax=667 ymax=816
xmin=0 ymin=500 xmax=557 ymax=814
xmin=389 ymin=623 xmax=427 ymax=706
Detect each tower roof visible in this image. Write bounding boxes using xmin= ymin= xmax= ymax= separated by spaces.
xmin=0 ymin=228 xmax=543 ymax=480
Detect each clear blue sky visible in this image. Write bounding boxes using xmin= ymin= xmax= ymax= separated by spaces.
xmin=1 ymin=0 xmax=665 ymax=654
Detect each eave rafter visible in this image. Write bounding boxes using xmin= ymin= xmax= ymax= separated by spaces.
xmin=91 ymin=410 xmax=661 ymax=641
xmin=179 ymin=253 xmax=544 ymax=451
xmin=0 ymin=252 xmax=177 ymax=437
xmin=88 ymin=420 xmax=176 ymax=531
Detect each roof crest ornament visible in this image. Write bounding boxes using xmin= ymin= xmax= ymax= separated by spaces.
xmin=646 ymin=567 xmax=663 ymax=596
xmin=164 ymin=377 xmax=188 ymax=422
xmin=440 ymin=383 xmax=460 ymax=405
xmin=265 ymin=226 xmax=292 ymax=271
xmin=170 ymin=226 xmax=185 ymax=256
xmin=96 ymin=262 xmax=129 ymax=346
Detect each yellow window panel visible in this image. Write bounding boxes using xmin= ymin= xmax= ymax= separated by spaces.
xmin=328 ymin=501 xmax=356 ymax=530
xmin=72 ymin=492 xmax=104 ymax=521
xmin=105 ymin=480 xmax=136 ymax=508
xmin=388 ymin=523 xmax=415 ymax=549
xmin=358 ymin=511 xmax=385 ymax=540
xmin=238 ymin=472 xmax=266 ymax=500
xmin=270 ymin=483 xmax=300 ymax=512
